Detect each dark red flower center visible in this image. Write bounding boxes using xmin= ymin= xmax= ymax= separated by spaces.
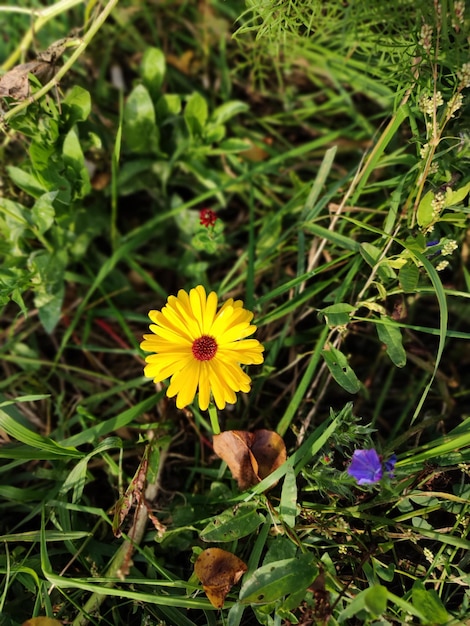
xmin=199 ymin=208 xmax=217 ymax=227
xmin=192 ymin=335 xmax=218 ymax=361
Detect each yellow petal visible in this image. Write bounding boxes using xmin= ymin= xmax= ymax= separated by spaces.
xmin=198 ymin=362 xmax=211 ymax=410
xmin=167 ymin=361 xmax=200 ymax=408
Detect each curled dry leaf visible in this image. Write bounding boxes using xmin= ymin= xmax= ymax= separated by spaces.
xmin=213 ymin=429 xmax=286 ymax=491
xmin=195 ymin=547 xmax=247 ymax=608
xmin=0 ymin=37 xmax=73 ymax=101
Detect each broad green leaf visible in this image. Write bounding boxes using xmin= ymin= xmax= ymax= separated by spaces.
xmin=371 ymin=557 xmax=395 ymax=582
xmin=0 ymin=197 xmax=31 ymax=245
xmin=185 ymin=92 xmax=208 ymax=136
xmin=263 ymin=537 xmax=297 ymax=565
xmin=321 ymin=346 xmax=361 ymax=393
xmin=319 ymin=303 xmax=356 ymax=326
xmin=364 ymin=584 xmax=388 ymax=616
xmin=200 ymin=503 xmax=264 ymax=542
xmin=192 ymin=231 xmax=219 ymax=254
xmin=239 ymin=554 xmax=318 ymax=605
xmin=279 ymin=464 xmax=297 ymax=528
xmin=338 ymin=585 xmax=388 ymax=623
xmin=31 ymin=192 xmax=57 ymax=234
xmin=29 ymin=141 xmax=55 ymax=175
xmin=62 ymin=127 xmax=91 ymax=198
xmin=62 ymin=85 xmax=91 ymax=125
xmin=6 ymin=166 xmax=46 ymax=198
xmin=376 ymin=315 xmax=406 ymax=367
xmin=211 ymin=100 xmax=249 ymax=125
xmin=398 ymin=259 xmax=419 ymax=292
xmin=204 ymin=124 xmax=226 ymax=143
xmin=439 ymin=211 xmax=468 ymax=226
xmin=124 ymin=84 xmax=159 ymax=154
xmin=444 ymin=180 xmax=470 ymax=207
xmin=155 ymin=93 xmax=181 ymax=119
xmin=141 ymin=47 xmax=166 ymax=100
xmin=417 ymin=189 xmax=434 ymax=227
xmin=29 ymin=142 xmax=72 ymax=205
xmin=412 ymin=581 xmax=450 ymax=624
xmin=30 ymin=250 xmax=67 ymax=333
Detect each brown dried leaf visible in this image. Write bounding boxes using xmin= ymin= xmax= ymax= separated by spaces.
xmin=0 ymin=37 xmax=71 ymax=101
xmin=250 ymin=429 xmax=287 ymax=480
xmin=0 ymin=62 xmax=49 ymax=100
xmin=213 ymin=429 xmax=286 ymax=490
xmin=194 ymin=547 xmax=247 ymax=608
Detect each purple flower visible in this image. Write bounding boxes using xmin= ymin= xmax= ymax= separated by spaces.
xmin=384 ymin=453 xmax=397 ymax=476
xmin=347 ymin=449 xmax=396 ymax=485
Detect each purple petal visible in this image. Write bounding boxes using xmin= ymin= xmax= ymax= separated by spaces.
xmin=347 ymin=449 xmax=383 ymax=485
xmin=384 ymin=453 xmax=397 ymax=477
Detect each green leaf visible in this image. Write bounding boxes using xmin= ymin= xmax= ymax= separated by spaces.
xmin=62 ymin=85 xmax=91 ymax=125
xmin=7 ymin=165 xmax=46 ymax=198
xmin=279 ymin=464 xmax=297 ymax=528
xmin=184 ymin=92 xmax=208 ymax=136
xmin=62 ymin=127 xmax=91 ymax=198
xmin=31 ymin=192 xmax=57 ymax=234
xmin=204 ymin=123 xmax=226 ymax=143
xmin=338 ymin=585 xmax=388 ymax=623
xmin=124 ymin=84 xmax=159 ymax=154
xmin=411 ymin=581 xmax=450 ymax=624
xmin=371 ymin=557 xmax=395 ymax=582
xmin=376 ymin=315 xmax=406 ymax=367
xmin=29 ymin=142 xmax=72 ymax=205
xmin=155 ymin=93 xmax=181 ymax=120
xmin=360 ymin=242 xmax=396 ymax=281
xmin=398 ymin=259 xmax=419 ymax=292
xmin=210 ymin=139 xmax=253 ymax=153
xmin=191 ymin=231 xmax=219 ymax=254
xmin=210 ymin=100 xmax=249 ymax=125
xmin=60 ymin=437 xmax=122 ymax=503
xmin=321 ymin=346 xmax=361 ymax=393
xmin=141 ymin=47 xmax=166 ymax=100
xmin=417 ymin=190 xmax=434 ymax=227
xmin=364 ymin=584 xmax=388 ymax=616
xmin=239 ymin=554 xmax=318 ymax=605
xmin=61 ymin=393 xmax=163 ymax=447
xmin=30 ymin=249 xmax=67 ymax=333
xmin=319 ymin=303 xmax=356 ymax=326
xmin=444 ymin=180 xmax=470 ymax=207
xmin=0 ymin=394 xmax=50 ymax=407
xmin=0 ymin=197 xmax=31 ymax=245
xmin=0 ymin=406 xmax=82 ymax=458
xmin=200 ymin=503 xmax=264 ymax=542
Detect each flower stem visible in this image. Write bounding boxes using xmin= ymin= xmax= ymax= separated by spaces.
xmin=208 ymin=403 xmax=220 ymax=435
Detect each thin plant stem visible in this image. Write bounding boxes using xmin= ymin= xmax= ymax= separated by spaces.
xmin=208 ymin=403 xmax=221 ymax=435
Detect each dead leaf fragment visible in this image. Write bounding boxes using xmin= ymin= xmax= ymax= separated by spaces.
xmin=0 ymin=61 xmax=52 ymax=100
xmin=0 ymin=37 xmax=73 ymax=101
xmin=195 ymin=547 xmax=247 ymax=608
xmin=213 ymin=429 xmax=286 ymax=490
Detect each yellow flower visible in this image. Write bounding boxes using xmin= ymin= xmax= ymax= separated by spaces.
xmin=141 ymin=285 xmax=264 ymax=410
